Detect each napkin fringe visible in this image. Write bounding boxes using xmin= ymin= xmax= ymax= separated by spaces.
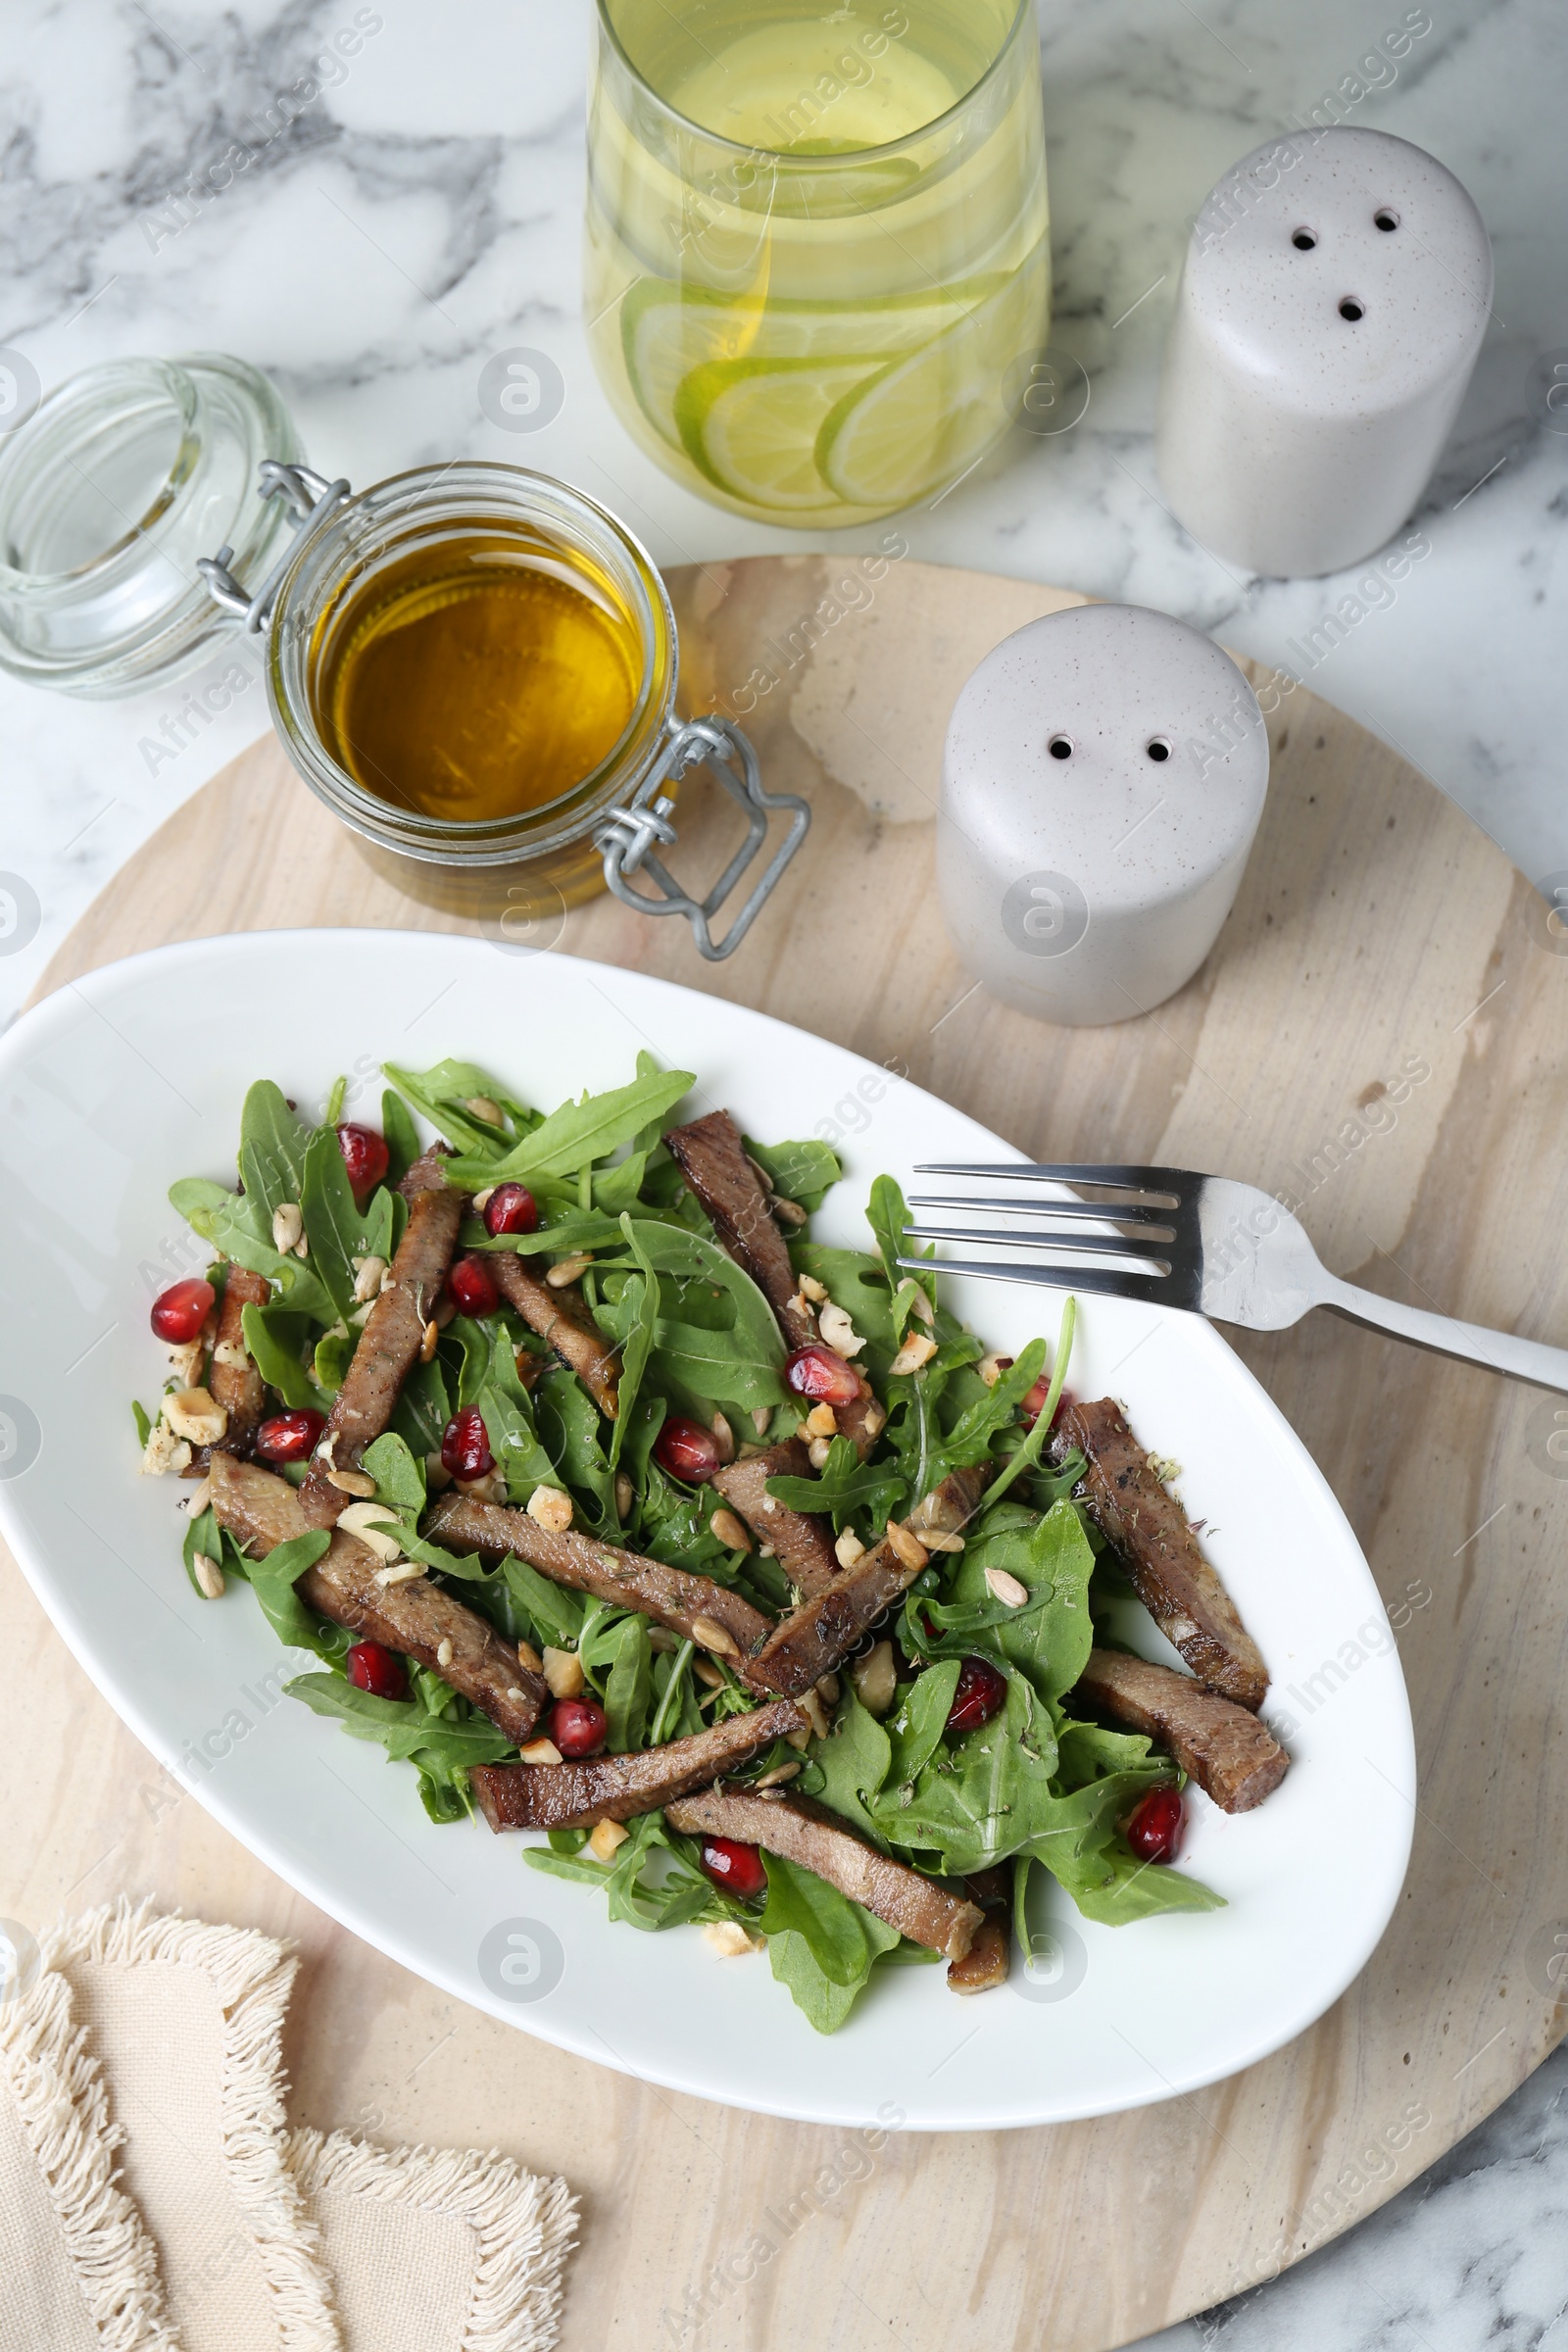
xmin=288 ymin=2127 xmax=579 ymax=2352
xmin=50 ymin=1901 xmax=340 ymax=2352
xmin=0 ymin=1957 xmax=178 ymax=2351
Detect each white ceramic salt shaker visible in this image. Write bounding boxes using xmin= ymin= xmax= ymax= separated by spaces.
xmin=938 ymin=604 xmax=1268 ymax=1027
xmin=1155 ymin=126 xmax=1493 ymax=576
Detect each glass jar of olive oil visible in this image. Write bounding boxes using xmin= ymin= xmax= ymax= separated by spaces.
xmin=201 ymin=459 xmax=808 ymax=957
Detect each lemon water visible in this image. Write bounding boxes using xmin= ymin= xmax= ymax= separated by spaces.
xmin=586 ymin=0 xmax=1051 ymax=525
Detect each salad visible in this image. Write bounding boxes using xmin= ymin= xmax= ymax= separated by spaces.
xmin=135 ymin=1053 xmax=1287 ymax=2032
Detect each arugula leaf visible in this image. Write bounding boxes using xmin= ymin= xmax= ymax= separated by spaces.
xmin=982 ymin=1295 xmax=1077 ymax=1514
xmin=743 ymin=1135 xmax=841 ymax=1213
xmin=527 ymin=1811 xmax=740 ymax=1931
xmin=391 ymin=1353 xmax=450 ymax=1458
xmin=534 ymin=1365 xmax=616 ymax=1530
xmin=883 ymin=1660 xmax=960 ymax=1788
xmin=300 ymin=1126 xmax=393 ymax=1323
xmin=171 ymin=1177 xmax=337 ymax=1322
xmin=473 ymin=1331 xmax=559 ymax=1503
xmin=812 ymin=1688 xmax=893 ymax=1844
xmin=760 ymin=1853 xmax=902 ymax=2033
xmin=866 ymin=1174 xmax=935 ymax=1345
xmin=362 ymin=1432 xmax=427 ymax=1513
xmin=446 ymin=1066 xmax=695 ymax=1187
xmin=381 ymin=1088 xmax=421 ymax=1186
xmin=604 ymin=1614 xmax=653 ymax=1752
xmin=237 ymin=1081 xmax=311 ymax=1221
xmin=285 ymin=1672 xmax=514 ymax=1769
xmin=502 ymin=1554 xmax=587 ymax=1649
xmin=181 ymin=1502 xmax=223 ymax=1597
xmin=606 ymin=1216 xmax=660 ymax=1471
xmin=314 ymin=1328 xmax=355 ymax=1395
xmin=930 ymin=1340 xmax=1046 ymax=1472
xmin=871 ymin=1670 xmax=1060 ymax=1874
xmin=382 ymin=1059 xmax=532 ymax=1159
xmin=1047 ymin=1836 xmax=1226 ymax=1923
xmin=246 ymin=1529 xmax=333 ymax=1652
xmin=790 ymin=1245 xmax=898 ymax=1352
xmin=241 ymin=1304 xmax=328 ymax=1414
xmin=611 ymin=1220 xmax=785 ymax=1412
xmin=766 ymin=1435 xmax=909 ymax=1535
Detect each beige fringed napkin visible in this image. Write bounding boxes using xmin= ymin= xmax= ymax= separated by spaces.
xmin=0 ymin=1904 xmax=577 ymax=2352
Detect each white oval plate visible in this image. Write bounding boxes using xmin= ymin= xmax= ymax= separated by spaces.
xmin=0 ymin=931 xmax=1413 ymax=2130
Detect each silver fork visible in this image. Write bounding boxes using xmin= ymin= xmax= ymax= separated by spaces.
xmin=900 ymin=1163 xmax=1568 ymax=1396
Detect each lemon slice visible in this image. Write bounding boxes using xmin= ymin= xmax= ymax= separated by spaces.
xmin=620 ymin=280 xmax=1009 ymax=454
xmin=675 ymin=356 xmax=890 ymax=511
xmin=815 ymin=276 xmax=1038 ymax=510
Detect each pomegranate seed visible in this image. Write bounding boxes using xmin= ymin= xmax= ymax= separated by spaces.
xmin=947 ymin=1654 xmax=1007 ymax=1736
xmin=484 ymin=1182 xmax=539 ymax=1237
xmin=447 ymin=1253 xmax=501 ymax=1318
xmin=336 ymin=1122 xmax=389 ymax=1197
xmin=346 ymin=1641 xmax=408 ymax=1701
xmin=551 ymin=1696 xmax=607 ymax=1757
xmin=784 ymin=1344 xmax=861 ymax=1408
xmin=698 ymin=1835 xmax=767 ymax=1902
xmin=256 ymin=1407 xmax=326 ymax=1463
xmin=150 ymin=1278 xmax=216 ymax=1344
xmin=1126 ymin=1785 xmax=1184 ymax=1863
xmin=440 ymin=1407 xmax=495 ymax=1480
xmin=653 ymin=1416 xmax=720 ymax=1483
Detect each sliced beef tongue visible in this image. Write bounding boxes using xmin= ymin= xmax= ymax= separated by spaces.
xmin=663 ymin=1110 xmax=813 ymax=1348
xmin=470 ymin=1698 xmax=806 ymax=1831
xmin=665 ymin=1788 xmax=983 ymax=1965
xmin=424 ymin=1493 xmax=773 ymax=1667
xmin=488 ymin=1251 xmax=620 ymax=1418
xmin=208 ymin=1455 xmax=545 ymax=1743
xmin=1053 ymin=1397 xmax=1269 ymax=1710
xmin=206 ymin=1265 xmax=270 ymax=1455
xmin=711 ymin=1441 xmax=841 ymax=1597
xmin=298 ymin=1151 xmax=467 ymax=1529
xmin=1072 ymin=1647 xmax=1288 ymax=1814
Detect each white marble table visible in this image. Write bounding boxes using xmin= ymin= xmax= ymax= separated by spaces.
xmin=1 ymin=2 xmax=1563 ymax=2340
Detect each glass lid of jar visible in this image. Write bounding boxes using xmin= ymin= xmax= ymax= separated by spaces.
xmin=0 ymin=352 xmax=301 ymax=699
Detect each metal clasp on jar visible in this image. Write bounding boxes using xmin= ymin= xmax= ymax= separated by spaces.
xmin=198 ymin=463 xmax=809 ymax=962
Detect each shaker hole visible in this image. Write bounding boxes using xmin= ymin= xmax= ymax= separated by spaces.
xmin=1339 ymin=297 xmax=1365 ymax=321
xmin=1048 ymin=734 xmax=1074 ymax=760
xmin=1374 ymin=208 xmax=1399 ymax=231
xmin=1292 ymin=228 xmax=1317 ymax=251
xmin=1146 ymin=737 xmax=1171 ymax=762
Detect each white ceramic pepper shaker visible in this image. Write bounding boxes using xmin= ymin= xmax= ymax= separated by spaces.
xmin=1155 ymin=126 xmax=1493 ymax=577
xmin=938 ymin=604 xmax=1268 ymax=1027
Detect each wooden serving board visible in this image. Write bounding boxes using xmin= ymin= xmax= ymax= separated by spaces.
xmin=9 ymin=556 xmax=1567 ymax=2352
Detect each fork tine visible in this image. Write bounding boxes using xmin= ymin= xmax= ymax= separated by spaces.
xmin=895 ymin=1253 xmax=1173 ymax=1304
xmin=912 ymin=1161 xmax=1189 ymax=1198
xmin=908 ymin=1193 xmax=1174 ymax=1227
xmin=903 ymin=1221 xmax=1170 ymax=1266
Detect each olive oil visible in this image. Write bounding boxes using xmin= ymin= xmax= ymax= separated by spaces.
xmin=316 ymin=533 xmax=643 ymax=823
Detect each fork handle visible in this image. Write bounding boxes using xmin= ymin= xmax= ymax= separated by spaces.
xmin=1318 ymin=1274 xmax=1568 ymax=1395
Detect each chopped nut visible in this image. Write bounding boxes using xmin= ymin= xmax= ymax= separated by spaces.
xmin=425 ymin=1453 xmax=453 ymax=1493
xmin=815 ymin=1671 xmax=841 ymax=1705
xmin=516 ymin=1639 xmax=544 ymax=1673
xmin=464 ymin=1095 xmax=506 ymax=1126
xmin=271 ymin=1202 xmax=304 ymax=1254
xmin=325 ymin=1467 xmax=377 ymax=1497
xmin=184 ymin=1474 xmax=213 ymax=1518
xmin=817 ymin=1302 xmax=865 ymax=1358
xmin=744 ymin=1152 xmax=776 ymax=1193
xmin=210 ymin=1339 xmax=249 ymax=1371
xmin=784 ymin=1721 xmax=811 ymax=1751
xmin=455 ymin=1470 xmax=507 ymax=1504
xmin=545 ymin=1251 xmax=594 ymax=1288
xmin=346 ymin=1301 xmax=372 ymax=1330
xmin=754 ymin=1761 xmax=802 ymax=1788
xmin=751 ymin=1408 xmax=772 ymax=1437
xmin=692 ymin=1615 xmax=740 ymax=1659
xmin=807 ymin=1437 xmax=832 ymax=1471
xmin=923 ymin=1532 xmax=965 ymax=1554
xmin=710 ymin=1411 xmax=736 ymax=1466
xmin=799 ymin=1688 xmax=830 ymax=1740
xmin=834 ymin=1527 xmax=865 ymax=1569
xmin=192 ymin=1551 xmax=225 ymax=1599
xmin=374 ymin=1560 xmax=425 ymax=1588
xmin=852 ymin=1641 xmax=898 ymax=1717
xmin=472 ymin=1186 xmax=496 ymax=1213
xmin=506 ymin=1686 xmax=527 ymax=1703
xmin=859 ymin=1396 xmax=888 ymax=1441
xmin=165 ymin=1334 xmax=206 ymax=1385
xmin=419 ymin=1318 xmax=439 ymax=1363
xmin=436 ymin=1638 xmax=454 ymax=1670
xmin=788 ymin=1289 xmax=818 ymax=1332
xmin=977 ymin=1352 xmax=1013 ymax=1388
xmin=527 ymin=1484 xmax=573 ymax=1533
xmin=519 ymin=1738 xmax=564 ymax=1766
xmin=804 ymin=1402 xmax=837 ymax=1439
xmin=589 ymin=1817 xmax=629 ymax=1862
xmin=798 ymin=1273 xmax=827 ymax=1303
xmin=693 ymin=1656 xmax=728 ymax=1690
xmin=770 ymin=1195 xmax=808 ymax=1227
xmin=433 ymin=1294 xmax=457 ymax=1329
xmin=352 ymin=1254 xmax=387 ymax=1304
xmin=648 ymin=1626 xmax=678 ymax=1653
xmin=906 ymin=1286 xmax=935 ymax=1327
xmin=613 ymin=1471 xmax=634 ymax=1519
xmin=164 ymin=1387 xmax=228 ymax=1446
xmin=543 ymin=1645 xmax=584 ymax=1698
xmin=710 ymin=1507 xmax=752 ymax=1553
xmin=704 ymin=1920 xmax=765 ymax=1956
xmin=337 ymin=1501 xmax=402 ymax=1561
xmin=885 ymin=1521 xmax=929 ymax=1573
xmin=985 ymin=1566 xmax=1030 ymax=1607
xmin=889 ymin=1332 xmax=939 ymax=1377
